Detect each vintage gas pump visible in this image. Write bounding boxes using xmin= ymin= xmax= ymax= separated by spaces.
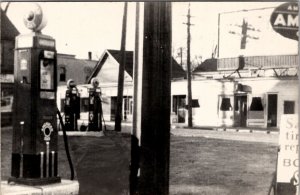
xmin=88 ymin=78 xmax=103 ymax=131
xmin=9 ymin=4 xmax=60 ymax=185
xmin=64 ymin=79 xmax=80 ymax=131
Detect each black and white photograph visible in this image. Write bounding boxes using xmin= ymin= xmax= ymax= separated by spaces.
xmin=0 ymin=1 xmax=298 ymax=195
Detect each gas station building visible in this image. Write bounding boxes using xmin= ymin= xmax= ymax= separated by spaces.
xmin=56 ymin=49 xmax=298 ymax=130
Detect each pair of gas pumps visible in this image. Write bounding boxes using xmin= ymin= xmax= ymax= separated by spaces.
xmin=64 ymin=78 xmax=103 ymax=131
xmin=8 ymin=3 xmax=102 ymax=186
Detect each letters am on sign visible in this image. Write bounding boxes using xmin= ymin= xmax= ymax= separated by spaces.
xmin=277 ymin=115 xmax=299 ymax=183
xmin=270 ymin=2 xmax=298 ymax=41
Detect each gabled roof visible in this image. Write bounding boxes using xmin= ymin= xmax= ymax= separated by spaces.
xmin=1 ymin=9 xmax=19 ymax=40
xmin=88 ymin=49 xmax=186 ymax=83
xmin=171 ymin=58 xmax=186 ymax=78
xmin=107 ymin=49 xmax=134 ymax=77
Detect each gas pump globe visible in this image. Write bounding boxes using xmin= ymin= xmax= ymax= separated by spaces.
xmin=9 ymin=3 xmax=60 ymax=185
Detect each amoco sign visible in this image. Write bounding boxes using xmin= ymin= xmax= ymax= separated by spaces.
xmin=270 ymin=2 xmax=298 ymax=41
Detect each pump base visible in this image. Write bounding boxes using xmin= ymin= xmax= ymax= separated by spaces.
xmin=8 ymin=177 xmax=61 ymax=186
xmin=2 ymin=179 xmax=79 ymax=195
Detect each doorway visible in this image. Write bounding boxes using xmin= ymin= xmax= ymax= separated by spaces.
xmin=173 ymin=95 xmax=186 ymax=123
xmin=234 ymin=95 xmax=247 ymax=127
xmin=267 ymin=94 xmax=278 ymax=127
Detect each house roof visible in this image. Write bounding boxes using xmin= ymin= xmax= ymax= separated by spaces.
xmin=107 ymin=49 xmax=134 ymax=77
xmin=57 ymin=54 xmax=97 ymax=85
xmin=1 ymin=9 xmax=19 ymax=40
xmin=88 ymin=49 xmax=186 ymax=83
xmin=193 ymin=58 xmax=217 ymax=72
xmin=171 ymin=58 xmax=186 ymax=78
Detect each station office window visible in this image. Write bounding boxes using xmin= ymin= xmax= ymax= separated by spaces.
xmin=81 ymin=98 xmax=89 ymax=112
xmin=284 ymin=101 xmax=295 ymax=114
xmin=220 ymin=97 xmax=232 ymax=111
xmin=250 ymin=97 xmax=263 ymax=111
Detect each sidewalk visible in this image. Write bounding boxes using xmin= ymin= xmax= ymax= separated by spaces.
xmin=171 ymin=123 xmax=279 ymax=133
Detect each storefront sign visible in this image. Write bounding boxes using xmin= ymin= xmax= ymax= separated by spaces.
xmin=270 ymin=2 xmax=298 ymax=41
xmin=277 ymin=115 xmax=299 ymax=190
xmin=38 ymin=38 xmax=55 ymax=47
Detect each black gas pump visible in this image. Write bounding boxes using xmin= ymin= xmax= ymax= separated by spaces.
xmin=64 ymin=79 xmax=80 ymax=131
xmin=9 ymin=3 xmax=60 ymax=185
xmin=88 ymin=78 xmax=103 ymax=131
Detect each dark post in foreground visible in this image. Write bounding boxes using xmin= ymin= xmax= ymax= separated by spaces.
xmin=137 ymin=2 xmax=172 ymax=194
xmin=115 ymin=2 xmax=128 ymax=132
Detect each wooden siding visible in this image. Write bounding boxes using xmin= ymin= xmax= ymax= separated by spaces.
xmin=218 ymin=55 xmax=298 ymax=70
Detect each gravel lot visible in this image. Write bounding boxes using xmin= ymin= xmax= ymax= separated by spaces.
xmin=1 ymin=126 xmax=278 ymax=194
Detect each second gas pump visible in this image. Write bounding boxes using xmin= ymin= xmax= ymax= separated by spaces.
xmin=88 ymin=78 xmax=103 ymax=131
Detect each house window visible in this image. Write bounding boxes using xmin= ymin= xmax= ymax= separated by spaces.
xmin=250 ymin=97 xmax=263 ymax=111
xmin=284 ymin=101 xmax=295 ymax=114
xmin=220 ymin=97 xmax=232 ymax=111
xmin=59 ymin=67 xmax=66 ymax=82
xmin=173 ymin=95 xmax=186 ymax=114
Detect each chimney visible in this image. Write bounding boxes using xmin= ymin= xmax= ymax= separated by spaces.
xmin=88 ymin=52 xmax=92 ymax=60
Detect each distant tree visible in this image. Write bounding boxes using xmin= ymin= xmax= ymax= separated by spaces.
xmin=191 ymin=55 xmax=202 ymax=71
xmin=173 ymin=47 xmax=187 ymax=70
xmin=173 ymin=47 xmax=203 ymax=71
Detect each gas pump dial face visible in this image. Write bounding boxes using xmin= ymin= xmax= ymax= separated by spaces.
xmin=40 ymin=59 xmax=54 ymax=90
xmin=41 ymin=122 xmax=53 ymax=141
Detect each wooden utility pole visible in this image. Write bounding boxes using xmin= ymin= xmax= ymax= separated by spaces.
xmin=180 ymin=47 xmax=183 ymax=68
xmin=115 ymin=2 xmax=128 ymax=132
xmin=184 ymin=3 xmax=193 ymax=127
xmin=137 ymin=2 xmax=172 ymax=194
xmin=130 ymin=2 xmax=143 ymax=194
xmin=4 ymin=2 xmax=10 ymax=13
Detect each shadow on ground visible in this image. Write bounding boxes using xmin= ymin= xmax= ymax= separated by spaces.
xmin=1 ymin=127 xmax=131 ymax=195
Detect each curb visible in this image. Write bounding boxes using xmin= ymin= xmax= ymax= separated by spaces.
xmin=216 ymin=128 xmax=279 ymax=135
xmin=174 ymin=126 xmax=279 ymax=135
xmin=58 ymin=131 xmax=104 ymax=137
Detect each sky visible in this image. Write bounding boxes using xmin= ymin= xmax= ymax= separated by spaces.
xmin=1 ymin=2 xmax=298 ymax=62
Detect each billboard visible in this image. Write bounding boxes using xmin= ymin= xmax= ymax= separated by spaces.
xmin=219 ymin=6 xmax=298 ymax=58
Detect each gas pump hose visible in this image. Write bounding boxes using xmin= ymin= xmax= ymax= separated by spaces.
xmin=100 ymin=105 xmax=107 ymax=132
xmin=56 ymin=108 xmax=75 ymax=180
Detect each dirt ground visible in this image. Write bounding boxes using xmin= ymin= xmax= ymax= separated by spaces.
xmin=1 ymin=127 xmax=277 ymax=195
xmin=170 ymin=136 xmax=277 ymax=195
